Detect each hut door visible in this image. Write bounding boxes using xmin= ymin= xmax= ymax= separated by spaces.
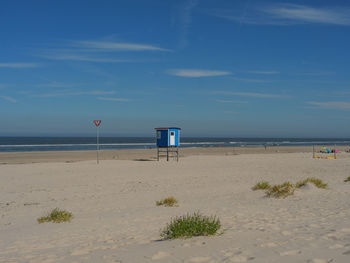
xmin=170 ymin=131 xmax=175 ymax=146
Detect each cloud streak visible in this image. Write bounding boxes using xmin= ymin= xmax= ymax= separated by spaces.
xmin=0 ymin=95 xmax=17 ymax=103
xmin=97 ymin=97 xmax=130 ymax=102
xmin=179 ymin=0 xmax=199 ymax=48
xmin=168 ymin=69 xmax=231 ymax=77
xmin=74 ymin=41 xmax=172 ymax=52
xmin=38 ymin=40 xmax=171 ymax=63
xmin=0 ymin=63 xmax=39 ymax=68
xmin=215 ymin=91 xmax=288 ymax=99
xmin=40 ymin=54 xmax=132 ymax=63
xmin=264 ymin=4 xmax=350 ymax=26
xmin=307 ymin=101 xmax=350 ymax=110
xmin=210 ymin=4 xmax=350 ymax=26
xmin=231 ymin=77 xmax=274 ymax=83
xmin=244 ymin=70 xmax=280 ymax=75
xmin=33 ymin=90 xmax=115 ymax=98
xmin=216 ymin=99 xmax=248 ymax=104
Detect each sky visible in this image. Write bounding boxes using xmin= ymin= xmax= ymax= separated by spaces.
xmin=1 ymin=0 xmax=350 ymax=137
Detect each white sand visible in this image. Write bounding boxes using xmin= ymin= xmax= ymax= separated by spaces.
xmin=1 ymin=152 xmax=350 ymax=263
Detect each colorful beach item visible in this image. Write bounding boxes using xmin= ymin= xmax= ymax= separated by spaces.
xmin=313 ymin=145 xmax=337 ymax=159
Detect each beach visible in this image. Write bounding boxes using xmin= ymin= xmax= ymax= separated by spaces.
xmin=1 ymin=149 xmax=350 ymax=262
xmin=1 ymin=145 xmax=349 ymax=164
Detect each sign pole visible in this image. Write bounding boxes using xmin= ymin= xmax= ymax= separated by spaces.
xmin=96 ymin=125 xmax=99 ymax=164
xmin=93 ymin=120 xmax=101 ymax=164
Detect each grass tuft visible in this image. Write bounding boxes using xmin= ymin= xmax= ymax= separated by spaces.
xmin=344 ymin=177 xmax=350 ymax=182
xmin=160 ymin=212 xmax=221 ymax=239
xmin=156 ymin=196 xmax=178 ymax=207
xmin=252 ymin=181 xmax=271 ymax=190
xmin=37 ymin=208 xmax=73 ymax=223
xmin=265 ymin=182 xmax=295 ymax=198
xmin=296 ymin=177 xmax=328 ymax=189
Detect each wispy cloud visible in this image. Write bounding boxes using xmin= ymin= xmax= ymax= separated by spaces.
xmin=210 ymin=4 xmax=350 ymax=26
xmin=168 ymin=69 xmax=231 ymax=77
xmin=40 ymin=54 xmax=132 ymax=63
xmin=244 ymin=70 xmax=280 ymax=75
xmin=296 ymin=71 xmax=335 ymax=76
xmin=215 ymin=91 xmax=288 ymax=99
xmin=179 ymin=0 xmax=199 ymax=48
xmin=264 ymin=4 xmax=350 ymax=26
xmin=33 ymin=90 xmax=115 ymax=98
xmin=97 ymin=97 xmax=130 ymax=102
xmin=73 ymin=40 xmax=172 ymax=52
xmin=36 ymin=81 xmax=84 ymax=88
xmin=216 ymin=99 xmax=248 ymax=104
xmin=0 ymin=63 xmax=39 ymax=68
xmin=307 ymin=101 xmax=350 ymax=110
xmin=38 ymin=39 xmax=171 ymax=63
xmin=231 ymin=77 xmax=273 ymax=83
xmin=0 ymin=95 xmax=17 ymax=103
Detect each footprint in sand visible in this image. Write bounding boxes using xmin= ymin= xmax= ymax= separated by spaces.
xmin=229 ymin=255 xmax=255 ymax=262
xmin=188 ymin=256 xmax=211 ymax=262
xmin=279 ymin=250 xmax=301 ymax=256
xmin=329 ymin=244 xmax=344 ymax=249
xmin=70 ymin=248 xmax=91 ymax=256
xmin=260 ymin=242 xmax=278 ymax=248
xmin=151 ymin=251 xmax=170 ymax=260
xmin=281 ymin=231 xmax=293 ymax=236
xmin=341 ymin=228 xmax=350 ymax=233
xmin=307 ymin=259 xmax=333 ymax=263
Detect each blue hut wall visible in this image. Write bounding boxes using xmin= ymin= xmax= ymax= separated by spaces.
xmin=156 ymin=130 xmax=168 ymax=147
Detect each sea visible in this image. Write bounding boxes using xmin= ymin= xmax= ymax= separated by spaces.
xmin=0 ymin=137 xmax=350 ymax=152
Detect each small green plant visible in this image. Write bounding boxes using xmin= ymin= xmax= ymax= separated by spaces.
xmin=296 ymin=178 xmax=328 ymax=189
xmin=265 ymin=182 xmax=295 ymax=198
xmin=37 ymin=208 xmax=73 ymax=223
xmin=344 ymin=177 xmax=350 ymax=182
xmin=252 ymin=181 xmax=271 ymax=190
xmin=160 ymin=212 xmax=221 ymax=239
xmin=156 ymin=196 xmax=178 ymax=207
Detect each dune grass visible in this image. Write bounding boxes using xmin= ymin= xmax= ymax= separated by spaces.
xmin=37 ymin=208 xmax=73 ymax=223
xmin=263 ymin=177 xmax=328 ymax=199
xmin=160 ymin=212 xmax=221 ymax=239
xmin=156 ymin=196 xmax=178 ymax=207
xmin=296 ymin=177 xmax=328 ymax=189
xmin=265 ymin=182 xmax=295 ymax=198
xmin=344 ymin=177 xmax=350 ymax=182
xmin=252 ymin=181 xmax=271 ymax=190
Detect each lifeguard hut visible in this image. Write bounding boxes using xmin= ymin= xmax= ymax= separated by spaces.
xmin=155 ymin=127 xmax=181 ymax=161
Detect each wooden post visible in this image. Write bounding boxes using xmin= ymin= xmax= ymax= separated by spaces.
xmin=157 ymin=147 xmax=159 ymax=161
xmin=167 ymin=147 xmax=169 ymax=161
xmin=313 ymin=145 xmax=315 ymax=158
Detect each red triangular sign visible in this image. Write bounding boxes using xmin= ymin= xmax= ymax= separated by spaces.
xmin=94 ymin=120 xmax=101 ymax=127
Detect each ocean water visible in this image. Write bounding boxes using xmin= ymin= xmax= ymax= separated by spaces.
xmin=1 ymin=137 xmax=350 ymax=152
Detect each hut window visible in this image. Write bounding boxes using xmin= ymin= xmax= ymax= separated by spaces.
xmin=171 ymin=131 xmax=175 ymax=136
xmin=157 ymin=131 xmax=161 ymax=139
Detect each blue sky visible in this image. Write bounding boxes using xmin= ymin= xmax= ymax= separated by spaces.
xmin=1 ymin=0 xmax=350 ymax=137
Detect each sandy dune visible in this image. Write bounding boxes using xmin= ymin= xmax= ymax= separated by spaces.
xmin=1 ymin=152 xmax=350 ymax=262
